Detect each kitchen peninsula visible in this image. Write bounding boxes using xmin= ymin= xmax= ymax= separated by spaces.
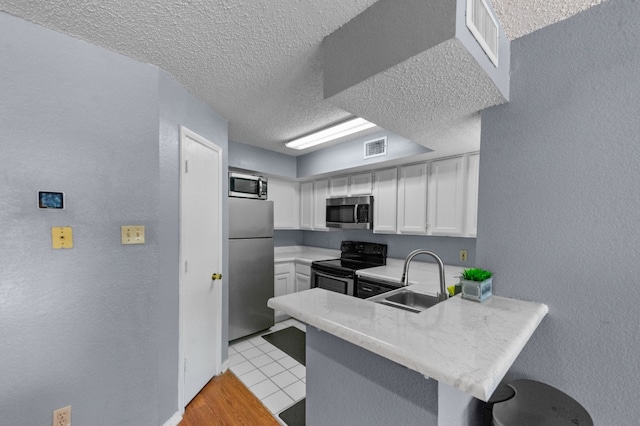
xmin=268 ymin=285 xmax=548 ymax=425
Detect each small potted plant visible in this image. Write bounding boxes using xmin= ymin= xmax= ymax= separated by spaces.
xmin=459 ymin=268 xmax=493 ymax=302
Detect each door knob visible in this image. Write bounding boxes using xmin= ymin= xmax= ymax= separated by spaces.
xmin=211 ymin=273 xmax=222 ymax=280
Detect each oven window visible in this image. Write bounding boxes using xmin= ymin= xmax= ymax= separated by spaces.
xmin=316 ymin=274 xmax=348 ymax=294
xmin=326 ymin=205 xmax=355 ymax=223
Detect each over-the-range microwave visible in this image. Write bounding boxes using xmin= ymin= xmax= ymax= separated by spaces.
xmin=229 ymin=172 xmax=268 ymax=200
xmin=326 ymin=195 xmax=373 ymax=229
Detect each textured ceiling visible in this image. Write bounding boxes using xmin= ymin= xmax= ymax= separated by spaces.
xmin=0 ymin=0 xmax=603 ymax=156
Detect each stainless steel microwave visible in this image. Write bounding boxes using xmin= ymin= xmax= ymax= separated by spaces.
xmin=229 ymin=172 xmax=268 ymax=200
xmin=326 ymin=195 xmax=373 ymax=229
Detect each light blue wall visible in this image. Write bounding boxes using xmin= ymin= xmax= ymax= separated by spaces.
xmin=158 ymin=71 xmax=229 ymax=421
xmin=0 ymin=12 xmax=228 ymax=425
xmin=229 ymin=139 xmax=297 ymax=178
xmin=306 ymin=327 xmax=440 ymax=425
xmin=296 ymin=130 xmax=431 ymax=178
xmin=477 ymin=0 xmax=640 ymax=424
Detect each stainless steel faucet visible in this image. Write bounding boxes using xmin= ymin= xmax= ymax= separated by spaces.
xmin=401 ymin=249 xmax=448 ymax=302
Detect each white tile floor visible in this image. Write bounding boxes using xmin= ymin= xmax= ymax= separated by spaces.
xmin=228 ymin=318 xmax=306 ymax=424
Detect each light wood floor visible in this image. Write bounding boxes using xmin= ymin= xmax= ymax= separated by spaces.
xmin=179 ymin=371 xmax=281 ymax=426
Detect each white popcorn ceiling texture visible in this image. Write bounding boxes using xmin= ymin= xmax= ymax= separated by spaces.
xmin=0 ymin=0 xmax=604 ymax=155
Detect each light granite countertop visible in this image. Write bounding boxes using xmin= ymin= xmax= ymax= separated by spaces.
xmin=274 ymin=245 xmax=340 ymax=264
xmin=268 ymin=287 xmax=548 ymax=401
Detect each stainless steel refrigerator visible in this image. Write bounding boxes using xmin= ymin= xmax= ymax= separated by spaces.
xmin=228 ymin=198 xmax=275 ymax=341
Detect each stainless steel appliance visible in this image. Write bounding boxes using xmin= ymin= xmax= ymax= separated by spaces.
xmin=228 ymin=198 xmax=274 ymax=341
xmin=311 ymin=241 xmax=387 ymax=296
xmin=326 ymin=195 xmax=373 ymax=229
xmin=229 ymin=171 xmax=268 ymax=200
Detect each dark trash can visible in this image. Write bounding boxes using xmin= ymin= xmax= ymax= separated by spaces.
xmin=483 ymin=379 xmax=593 ymax=426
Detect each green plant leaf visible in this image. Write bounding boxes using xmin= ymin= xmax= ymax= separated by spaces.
xmin=461 ymin=268 xmax=492 ymax=282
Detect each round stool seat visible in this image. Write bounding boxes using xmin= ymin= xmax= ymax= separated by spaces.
xmin=493 ymin=379 xmax=593 ymax=426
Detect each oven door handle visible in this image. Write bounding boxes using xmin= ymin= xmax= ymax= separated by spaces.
xmin=312 ymin=269 xmax=352 ymax=281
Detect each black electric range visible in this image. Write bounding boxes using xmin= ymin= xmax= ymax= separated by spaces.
xmin=310 ymin=241 xmax=387 ymax=296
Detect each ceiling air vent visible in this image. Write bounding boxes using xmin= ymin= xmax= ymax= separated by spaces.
xmin=364 ymin=137 xmax=387 ymax=159
xmin=466 ymin=0 xmax=499 ymax=67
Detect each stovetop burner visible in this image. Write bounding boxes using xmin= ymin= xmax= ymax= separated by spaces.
xmin=311 ymin=241 xmax=388 ymax=276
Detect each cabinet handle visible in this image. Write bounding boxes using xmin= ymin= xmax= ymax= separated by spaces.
xmin=361 ymin=286 xmax=372 ymax=292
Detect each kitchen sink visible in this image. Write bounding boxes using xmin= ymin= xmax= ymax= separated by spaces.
xmin=369 ymin=289 xmax=440 ymax=313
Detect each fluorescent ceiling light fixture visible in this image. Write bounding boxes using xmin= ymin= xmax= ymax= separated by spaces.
xmin=285 ymin=117 xmax=376 ymax=150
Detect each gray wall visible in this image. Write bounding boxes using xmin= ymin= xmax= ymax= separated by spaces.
xmin=158 ymin=71 xmax=229 ymax=422
xmin=296 ymin=130 xmax=431 ymax=178
xmin=229 ymin=139 xmax=297 ymax=179
xmin=0 ymin=12 xmax=228 ymax=425
xmin=477 ymin=0 xmax=640 ymax=424
xmin=306 ymin=327 xmax=439 ymax=425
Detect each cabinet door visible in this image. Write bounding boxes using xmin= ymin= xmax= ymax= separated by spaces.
xmin=350 ymin=172 xmax=373 ymax=195
xmin=373 ymin=168 xmax=397 ymax=233
xmin=465 ymin=153 xmax=480 ymax=237
xmin=295 ymin=273 xmax=310 ymax=292
xmin=329 ymin=176 xmax=349 ymax=197
xmin=300 ymin=181 xmax=313 ymax=230
xmin=397 ymin=163 xmax=428 ymax=234
xmin=274 ymin=263 xmax=294 ymax=322
xmin=268 ymin=178 xmax=300 ymax=229
xmin=428 ymin=157 xmax=464 ymax=236
xmin=313 ymin=179 xmax=330 ymax=230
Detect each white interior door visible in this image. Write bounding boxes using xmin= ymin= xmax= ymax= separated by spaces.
xmin=179 ymin=126 xmax=223 ymax=407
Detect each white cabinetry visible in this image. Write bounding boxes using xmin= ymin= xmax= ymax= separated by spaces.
xmin=397 ymin=163 xmax=428 ymax=234
xmin=295 ymin=262 xmax=311 ymax=292
xmin=300 ymin=181 xmax=313 ymax=230
xmin=274 ymin=262 xmax=294 ymax=321
xmin=349 ymin=172 xmax=373 ymax=195
xmin=313 ymin=179 xmax=330 ymax=230
xmin=329 ymin=176 xmax=349 ymax=197
xmin=428 ymin=157 xmax=465 ymax=236
xmin=373 ymin=168 xmax=398 ymax=233
xmin=465 ymin=153 xmax=480 ymax=237
xmin=268 ymin=178 xmax=300 ymax=229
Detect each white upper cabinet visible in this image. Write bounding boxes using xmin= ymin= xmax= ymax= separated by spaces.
xmin=300 ymin=181 xmax=314 ymax=230
xmin=313 ymin=179 xmax=330 ymax=230
xmin=268 ymin=178 xmax=300 ymax=229
xmin=465 ymin=153 xmax=480 ymax=237
xmin=373 ymin=168 xmax=398 ymax=233
xmin=397 ymin=163 xmax=428 ymax=234
xmin=427 ymin=157 xmax=465 ymax=236
xmin=349 ymin=172 xmax=373 ymax=195
xmin=329 ymin=176 xmax=349 ymax=197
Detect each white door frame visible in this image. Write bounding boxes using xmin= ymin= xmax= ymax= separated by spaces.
xmin=178 ymin=126 xmax=224 ymax=412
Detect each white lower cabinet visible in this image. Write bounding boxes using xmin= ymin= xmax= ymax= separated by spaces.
xmin=295 ymin=262 xmax=311 ymax=292
xmin=274 ymin=262 xmax=294 ymax=322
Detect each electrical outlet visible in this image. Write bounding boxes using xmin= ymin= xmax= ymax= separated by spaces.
xmin=121 ymin=225 xmax=145 ymax=245
xmin=53 ymin=405 xmax=71 ymax=426
xmin=459 ymin=249 xmax=468 ymax=262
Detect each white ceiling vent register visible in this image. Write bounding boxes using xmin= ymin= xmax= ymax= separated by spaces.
xmin=466 ymin=0 xmax=499 ymax=67
xmin=364 ymin=137 xmax=387 ymax=159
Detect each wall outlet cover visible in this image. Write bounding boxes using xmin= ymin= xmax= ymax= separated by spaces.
xmin=121 ymin=225 xmax=145 ymax=245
